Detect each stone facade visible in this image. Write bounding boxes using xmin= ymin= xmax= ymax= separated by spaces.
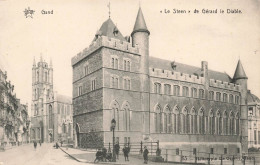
xmin=30 ymin=57 xmax=73 ymax=143
xmin=72 ymin=7 xmax=248 ymax=157
xmin=247 ymin=90 xmax=260 ymax=149
xmin=0 ymin=67 xmax=30 ymax=148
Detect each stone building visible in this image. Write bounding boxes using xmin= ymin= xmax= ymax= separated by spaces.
xmin=30 ymin=57 xmax=73 ymax=143
xmin=71 ymin=7 xmax=248 ymax=157
xmin=0 ymin=66 xmax=30 ymax=147
xmin=247 ymin=90 xmax=260 ymax=148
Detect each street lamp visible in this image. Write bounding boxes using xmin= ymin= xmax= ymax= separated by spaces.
xmin=110 ymin=119 xmax=116 ymax=162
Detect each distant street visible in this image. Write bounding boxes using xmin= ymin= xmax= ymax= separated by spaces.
xmin=0 ymin=143 xmax=94 ymax=165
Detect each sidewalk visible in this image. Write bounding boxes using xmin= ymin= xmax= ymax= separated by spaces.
xmin=59 ymin=147 xmax=166 ymax=165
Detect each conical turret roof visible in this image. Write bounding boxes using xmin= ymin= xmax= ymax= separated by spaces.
xmin=132 ymin=7 xmax=150 ymax=36
xmin=233 ymin=60 xmax=247 ymax=80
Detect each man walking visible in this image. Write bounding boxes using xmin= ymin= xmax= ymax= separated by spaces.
xmin=123 ymin=145 xmax=130 ymax=161
xmin=114 ymin=142 xmax=120 ymax=160
xmin=143 ymin=146 xmax=149 ymax=164
xmin=33 ymin=141 xmax=37 ymax=150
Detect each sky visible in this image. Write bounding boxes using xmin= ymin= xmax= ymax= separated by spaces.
xmin=0 ymin=0 xmax=260 ymax=116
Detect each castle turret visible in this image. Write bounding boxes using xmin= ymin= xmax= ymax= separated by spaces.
xmin=233 ymin=60 xmax=248 ymax=154
xmin=131 ymin=7 xmax=150 ymax=76
xmin=131 ymin=7 xmax=150 ymax=134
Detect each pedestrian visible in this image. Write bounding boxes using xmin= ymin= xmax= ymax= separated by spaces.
xmin=39 ymin=140 xmax=41 ymax=146
xmin=102 ymin=147 xmax=107 ymax=162
xmin=94 ymin=148 xmax=103 ymax=163
xmin=123 ymin=145 xmax=129 ymax=161
xmin=114 ymin=142 xmax=120 ymax=160
xmin=143 ymin=146 xmax=149 ymax=164
xmin=55 ymin=142 xmax=59 ymax=149
xmin=61 ymin=141 xmax=63 ymax=147
xmin=33 ymin=141 xmax=37 ymax=150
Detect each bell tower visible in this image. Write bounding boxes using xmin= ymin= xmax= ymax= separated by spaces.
xmin=31 ymin=56 xmax=53 ymax=142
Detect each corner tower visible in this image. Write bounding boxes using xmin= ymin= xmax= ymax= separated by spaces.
xmin=233 ymin=60 xmax=248 ymax=154
xmin=131 ymin=8 xmax=150 ymax=134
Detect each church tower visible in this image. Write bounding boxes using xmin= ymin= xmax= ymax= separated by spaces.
xmin=233 ymin=60 xmax=248 ymax=154
xmin=131 ymin=7 xmax=150 ymax=134
xmin=31 ymin=56 xmax=53 ymax=142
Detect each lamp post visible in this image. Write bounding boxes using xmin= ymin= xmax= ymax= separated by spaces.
xmin=110 ymin=119 xmax=116 ymax=162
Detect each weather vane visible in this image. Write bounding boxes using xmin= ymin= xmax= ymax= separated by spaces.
xmin=107 ymin=1 xmax=111 ymax=18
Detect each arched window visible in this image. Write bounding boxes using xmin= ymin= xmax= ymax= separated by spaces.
xmin=229 ymin=94 xmax=234 ymax=104
xmin=110 ymin=100 xmax=120 ymax=131
xmin=172 ymin=106 xmax=180 ymax=134
xmin=223 ymin=93 xmax=228 ymax=102
xmin=173 ymin=85 xmax=180 ymax=96
xmin=199 ymin=89 xmax=205 ymax=99
xmin=198 ymin=108 xmax=205 ymax=134
xmin=191 ymin=88 xmax=197 ymax=98
xmin=215 ymin=110 xmax=221 ymax=135
xmin=164 ymin=84 xmax=171 ymax=95
xmin=190 ymin=107 xmax=196 ymax=134
xmin=45 ymin=72 xmax=48 ymax=82
xmin=216 ymin=92 xmax=221 ymax=101
xmin=182 ymin=86 xmax=189 ymax=97
xmin=209 ymin=91 xmax=214 ymax=100
xmin=163 ymin=105 xmax=172 ymax=133
xmin=36 ymin=71 xmax=39 ymax=82
xmin=209 ymin=110 xmax=214 ymax=134
xmin=235 ymin=113 xmax=239 ymax=135
xmin=154 ymin=83 xmax=161 ymax=94
xmin=229 ymin=111 xmax=234 ymax=135
xmin=34 ymin=104 xmax=38 ymax=116
xmin=49 ymin=105 xmax=53 ymax=129
xmin=223 ymin=111 xmax=228 ymax=135
xmin=180 ymin=107 xmax=188 ymax=133
xmin=154 ymin=105 xmax=162 ymax=133
xmin=62 ymin=123 xmax=66 ymax=133
xmin=122 ymin=102 xmax=131 ymax=131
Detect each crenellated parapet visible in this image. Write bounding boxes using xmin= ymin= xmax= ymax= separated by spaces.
xmin=209 ymin=79 xmax=240 ymax=91
xmin=149 ymin=68 xmax=205 ymax=85
xmin=71 ymin=36 xmax=139 ymax=66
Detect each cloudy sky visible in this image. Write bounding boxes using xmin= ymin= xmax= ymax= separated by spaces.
xmin=0 ymin=0 xmax=259 ymax=116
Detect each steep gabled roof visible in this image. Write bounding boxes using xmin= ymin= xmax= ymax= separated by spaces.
xmin=93 ymin=18 xmax=126 ymax=42
xmin=233 ymin=60 xmax=247 ymax=80
xmin=149 ymin=56 xmax=232 ymax=82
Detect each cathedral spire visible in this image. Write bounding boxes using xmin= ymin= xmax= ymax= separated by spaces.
xmin=40 ymin=54 xmax=43 ymax=62
xmin=132 ymin=7 xmax=150 ymax=36
xmin=50 ymin=58 xmax=53 ymax=68
xmin=33 ymin=56 xmax=36 ymax=67
xmin=233 ymin=60 xmax=247 ymax=80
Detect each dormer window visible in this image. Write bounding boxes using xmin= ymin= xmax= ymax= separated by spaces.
xmin=113 ymin=27 xmax=119 ymax=36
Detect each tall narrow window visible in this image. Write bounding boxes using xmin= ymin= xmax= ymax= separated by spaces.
xmin=216 ymin=92 xmax=221 ymax=101
xmin=229 ymin=94 xmax=234 ymax=104
xmin=164 ymin=84 xmax=171 ymax=95
xmin=199 ymin=89 xmax=205 ymax=99
xmin=154 ymin=83 xmax=161 ymax=94
xmin=182 ymin=86 xmax=189 ymax=97
xmin=111 ymin=57 xmax=119 ymax=69
xmin=235 ymin=96 xmax=240 ymax=104
xmin=174 ymin=85 xmax=180 ymax=96
xmin=84 ymin=65 xmax=89 ymax=76
xmin=78 ymin=86 xmax=83 ymax=96
xmin=91 ymin=79 xmax=96 ymax=91
xmin=209 ymin=91 xmax=214 ymax=100
xmin=191 ymin=88 xmax=197 ymax=98
xmin=223 ymin=93 xmax=228 ymax=102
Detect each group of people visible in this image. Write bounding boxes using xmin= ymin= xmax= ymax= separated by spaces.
xmin=94 ymin=142 xmax=149 ymax=164
xmin=33 ymin=140 xmax=41 ymax=150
